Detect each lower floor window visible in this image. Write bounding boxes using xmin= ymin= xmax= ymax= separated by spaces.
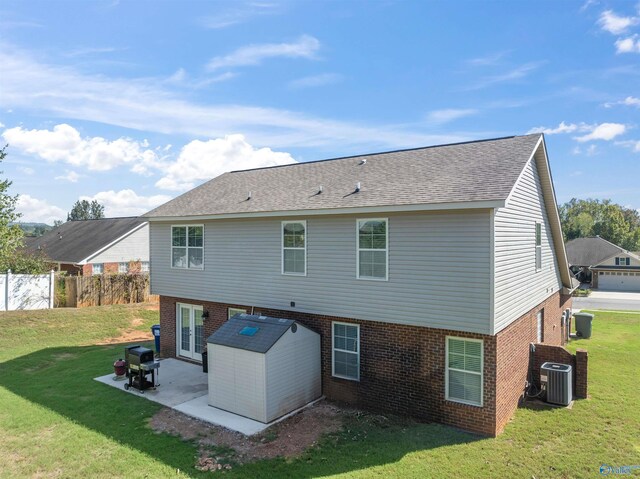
xmin=332 ymin=322 xmax=360 ymax=381
xmin=92 ymin=263 xmax=103 ymax=274
xmin=446 ymin=337 xmax=483 ymax=407
xmin=228 ymin=307 xmax=247 ymax=319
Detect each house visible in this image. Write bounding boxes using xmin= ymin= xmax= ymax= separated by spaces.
xmin=566 ymin=236 xmax=640 ymax=291
xmin=24 ymin=217 xmax=150 ymax=275
xmin=144 ymin=133 xmax=576 ymax=436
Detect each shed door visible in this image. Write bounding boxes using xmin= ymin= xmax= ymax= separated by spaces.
xmin=177 ymin=303 xmax=204 ymax=361
xmin=598 ymin=272 xmax=640 ymax=292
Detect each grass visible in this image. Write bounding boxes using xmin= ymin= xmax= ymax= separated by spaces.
xmin=0 ymin=306 xmax=639 ymax=478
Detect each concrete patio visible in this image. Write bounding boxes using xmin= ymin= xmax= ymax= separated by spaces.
xmin=94 ymin=358 xmax=269 ymax=435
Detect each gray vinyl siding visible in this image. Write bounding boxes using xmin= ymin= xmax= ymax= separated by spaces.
xmin=264 ymin=327 xmax=321 ymax=422
xmin=88 ymin=224 xmax=149 ymax=264
xmin=493 ymin=158 xmax=562 ymax=334
xmin=151 ymin=210 xmax=492 ymax=333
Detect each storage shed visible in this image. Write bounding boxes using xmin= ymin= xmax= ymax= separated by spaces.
xmin=207 ymin=314 xmax=321 ymax=423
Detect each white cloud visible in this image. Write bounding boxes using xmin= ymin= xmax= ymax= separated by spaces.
xmin=615 ymin=139 xmax=640 ymax=152
xmin=425 ymin=109 xmax=478 ymax=125
xmin=466 ymin=51 xmax=510 ymax=66
xmin=54 ymin=170 xmax=81 ymax=182
xmin=465 ymin=62 xmax=545 ymax=90
xmin=17 ymin=166 xmax=35 ymax=175
xmin=207 ymin=35 xmax=320 ymax=71
xmin=598 ymin=10 xmax=638 ymax=35
xmin=574 ymin=122 xmax=626 ymax=142
xmin=615 ymin=35 xmax=640 ymax=53
xmin=200 ymin=3 xmax=282 ymax=29
xmin=2 ymin=124 xmax=162 ymax=173
xmin=156 ymin=134 xmax=296 ymax=191
xmin=0 ymin=44 xmax=465 ymax=150
xmin=604 ymin=96 xmax=640 ymax=108
xmin=288 ymin=73 xmax=342 ymax=89
xmin=80 ymin=189 xmax=172 ymax=217
xmin=16 ymin=194 xmax=66 ymax=224
xmin=527 ymin=121 xmax=581 ymax=135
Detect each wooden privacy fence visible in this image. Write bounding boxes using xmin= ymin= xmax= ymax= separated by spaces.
xmin=58 ymin=274 xmax=158 ymax=308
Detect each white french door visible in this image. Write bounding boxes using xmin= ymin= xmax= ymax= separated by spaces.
xmin=177 ymin=303 xmax=204 ymax=362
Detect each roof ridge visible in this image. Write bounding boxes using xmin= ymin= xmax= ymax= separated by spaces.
xmin=229 ymin=134 xmax=540 ymax=174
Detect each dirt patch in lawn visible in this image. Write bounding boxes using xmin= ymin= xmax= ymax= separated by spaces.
xmin=149 ymin=400 xmax=343 ymax=467
xmin=96 ymin=317 xmax=153 ymax=345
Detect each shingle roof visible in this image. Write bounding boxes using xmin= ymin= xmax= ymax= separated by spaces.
xmin=207 ymin=314 xmax=295 ymax=353
xmin=24 ymin=217 xmax=147 ymax=264
xmin=144 ymin=134 xmax=542 ymax=218
xmin=565 ymin=236 xmax=625 ymax=267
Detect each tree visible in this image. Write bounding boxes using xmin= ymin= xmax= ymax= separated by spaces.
xmin=0 ymin=145 xmax=24 ymax=270
xmin=67 ymin=199 xmax=105 ymax=221
xmin=53 ymin=220 xmax=64 ymax=228
xmin=559 ymin=198 xmax=640 ymax=251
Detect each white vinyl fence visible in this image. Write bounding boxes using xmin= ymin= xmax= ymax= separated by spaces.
xmin=1 ymin=270 xmax=55 ymax=311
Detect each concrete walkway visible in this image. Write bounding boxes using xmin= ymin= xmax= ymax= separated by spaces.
xmin=94 ymin=358 xmax=268 ymax=435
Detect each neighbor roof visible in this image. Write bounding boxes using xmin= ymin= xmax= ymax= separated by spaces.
xmin=565 ymin=236 xmax=626 ymax=267
xmin=144 ymin=134 xmax=542 ymax=219
xmin=24 ymin=217 xmax=147 ymax=264
xmin=207 ymin=314 xmax=296 ymax=353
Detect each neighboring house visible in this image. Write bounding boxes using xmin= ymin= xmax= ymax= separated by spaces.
xmin=566 ymin=236 xmax=640 ymax=291
xmin=24 ymin=217 xmax=150 ymax=275
xmin=144 ymin=133 xmax=576 ymax=436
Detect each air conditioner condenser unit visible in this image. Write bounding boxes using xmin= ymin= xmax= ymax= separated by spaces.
xmin=540 ymin=362 xmax=572 ymax=406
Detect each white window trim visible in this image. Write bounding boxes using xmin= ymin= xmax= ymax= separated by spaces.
xmin=536 ymin=311 xmax=543 ymax=343
xmin=92 ymin=263 xmax=104 ymax=275
xmin=445 ymin=336 xmax=484 ymax=407
xmin=281 ymin=220 xmax=307 ymax=276
xmin=118 ymin=262 xmax=128 ymax=274
xmin=171 ymin=224 xmax=205 ymax=270
xmin=356 ymin=218 xmax=389 ymax=281
xmin=535 ymin=222 xmax=542 ymax=272
xmin=332 ymin=321 xmax=360 ymax=381
xmin=141 ymin=261 xmax=150 ymax=272
xmin=228 ymin=307 xmax=247 ymax=320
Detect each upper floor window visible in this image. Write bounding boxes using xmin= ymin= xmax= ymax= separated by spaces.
xmin=172 ymin=225 xmax=204 ymax=269
xmin=535 ymin=222 xmax=542 ymax=271
xmin=282 ymin=221 xmax=306 ymax=275
xmin=92 ymin=263 xmax=103 ymax=275
xmin=118 ymin=262 xmax=128 ymax=274
xmin=616 ymin=257 xmax=630 ymax=266
xmin=357 ymin=218 xmax=388 ymax=280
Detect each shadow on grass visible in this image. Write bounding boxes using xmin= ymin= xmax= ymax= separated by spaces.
xmin=0 ymin=344 xmax=482 ymax=478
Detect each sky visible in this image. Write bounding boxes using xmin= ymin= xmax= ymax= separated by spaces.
xmin=0 ymin=0 xmax=639 ymax=224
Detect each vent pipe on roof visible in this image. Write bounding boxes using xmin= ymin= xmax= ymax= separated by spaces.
xmin=355 ymin=182 xmax=361 ymax=193
xmin=247 ymin=191 xmax=252 ymax=200
xmin=318 ymin=185 xmax=323 ymax=194
xmin=360 ymin=159 xmax=367 ymax=165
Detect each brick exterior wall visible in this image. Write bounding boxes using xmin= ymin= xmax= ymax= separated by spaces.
xmin=159 ymin=291 xmax=574 ymax=436
xmin=82 ymin=264 xmax=92 ymax=276
xmin=494 ymin=292 xmax=572 ymax=434
xmin=81 ymin=262 xmax=121 ymax=276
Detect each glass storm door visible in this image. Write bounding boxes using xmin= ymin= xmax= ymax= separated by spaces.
xmin=177 ymin=304 xmax=204 ymax=361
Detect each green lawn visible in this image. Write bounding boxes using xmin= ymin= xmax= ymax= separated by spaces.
xmin=0 ymin=306 xmax=638 ymax=478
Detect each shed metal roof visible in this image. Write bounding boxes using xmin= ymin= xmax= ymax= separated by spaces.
xmin=144 ymin=134 xmax=542 ymax=219
xmin=23 ymin=217 xmax=147 ymax=264
xmin=207 ymin=314 xmax=297 ymax=353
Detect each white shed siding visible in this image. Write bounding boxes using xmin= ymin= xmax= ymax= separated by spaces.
xmin=493 ymin=158 xmax=562 ymax=333
xmin=151 ymin=211 xmax=492 ymax=333
xmin=264 ymin=326 xmax=321 ymax=422
xmin=209 ymin=345 xmax=266 ymax=422
xmin=87 ymin=223 xmax=149 ymax=264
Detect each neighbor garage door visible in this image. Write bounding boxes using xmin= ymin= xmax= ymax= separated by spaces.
xmin=598 ymin=271 xmax=640 ymax=292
